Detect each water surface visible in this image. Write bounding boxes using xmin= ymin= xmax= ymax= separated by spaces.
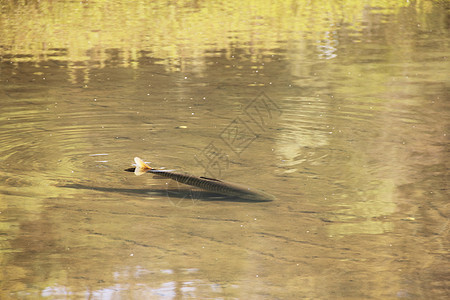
xmin=0 ymin=1 xmax=448 ymax=299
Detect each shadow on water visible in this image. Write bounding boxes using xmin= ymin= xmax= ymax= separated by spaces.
xmin=60 ymin=183 xmax=273 ymax=203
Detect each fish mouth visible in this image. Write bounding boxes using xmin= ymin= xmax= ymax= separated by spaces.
xmin=124 ymin=167 xmax=135 ymax=172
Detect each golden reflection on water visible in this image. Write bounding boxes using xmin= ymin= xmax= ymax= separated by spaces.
xmin=1 ymin=0 xmax=424 ymax=82
xmin=0 ymin=0 xmax=449 ymax=299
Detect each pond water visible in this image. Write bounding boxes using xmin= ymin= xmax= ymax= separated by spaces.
xmin=0 ymin=1 xmax=448 ymax=299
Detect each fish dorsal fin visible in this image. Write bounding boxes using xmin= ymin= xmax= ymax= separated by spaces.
xmin=200 ymin=176 xmax=222 ymax=182
xmin=134 ymin=157 xmax=152 ymax=176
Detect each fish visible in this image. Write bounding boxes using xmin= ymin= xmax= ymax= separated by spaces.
xmin=125 ymin=157 xmax=275 ymax=201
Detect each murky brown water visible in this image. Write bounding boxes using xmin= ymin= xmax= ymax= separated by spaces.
xmin=1 ymin=1 xmax=449 ymax=299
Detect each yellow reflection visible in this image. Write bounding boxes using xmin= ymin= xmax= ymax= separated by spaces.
xmin=0 ymin=0 xmax=425 ymax=80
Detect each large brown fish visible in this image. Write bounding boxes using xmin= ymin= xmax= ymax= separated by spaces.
xmin=125 ymin=157 xmax=275 ymax=201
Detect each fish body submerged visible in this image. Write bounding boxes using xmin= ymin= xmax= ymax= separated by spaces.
xmin=127 ymin=157 xmax=275 ymax=201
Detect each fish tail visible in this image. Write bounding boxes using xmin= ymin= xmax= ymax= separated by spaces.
xmin=134 ymin=157 xmax=152 ymax=176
